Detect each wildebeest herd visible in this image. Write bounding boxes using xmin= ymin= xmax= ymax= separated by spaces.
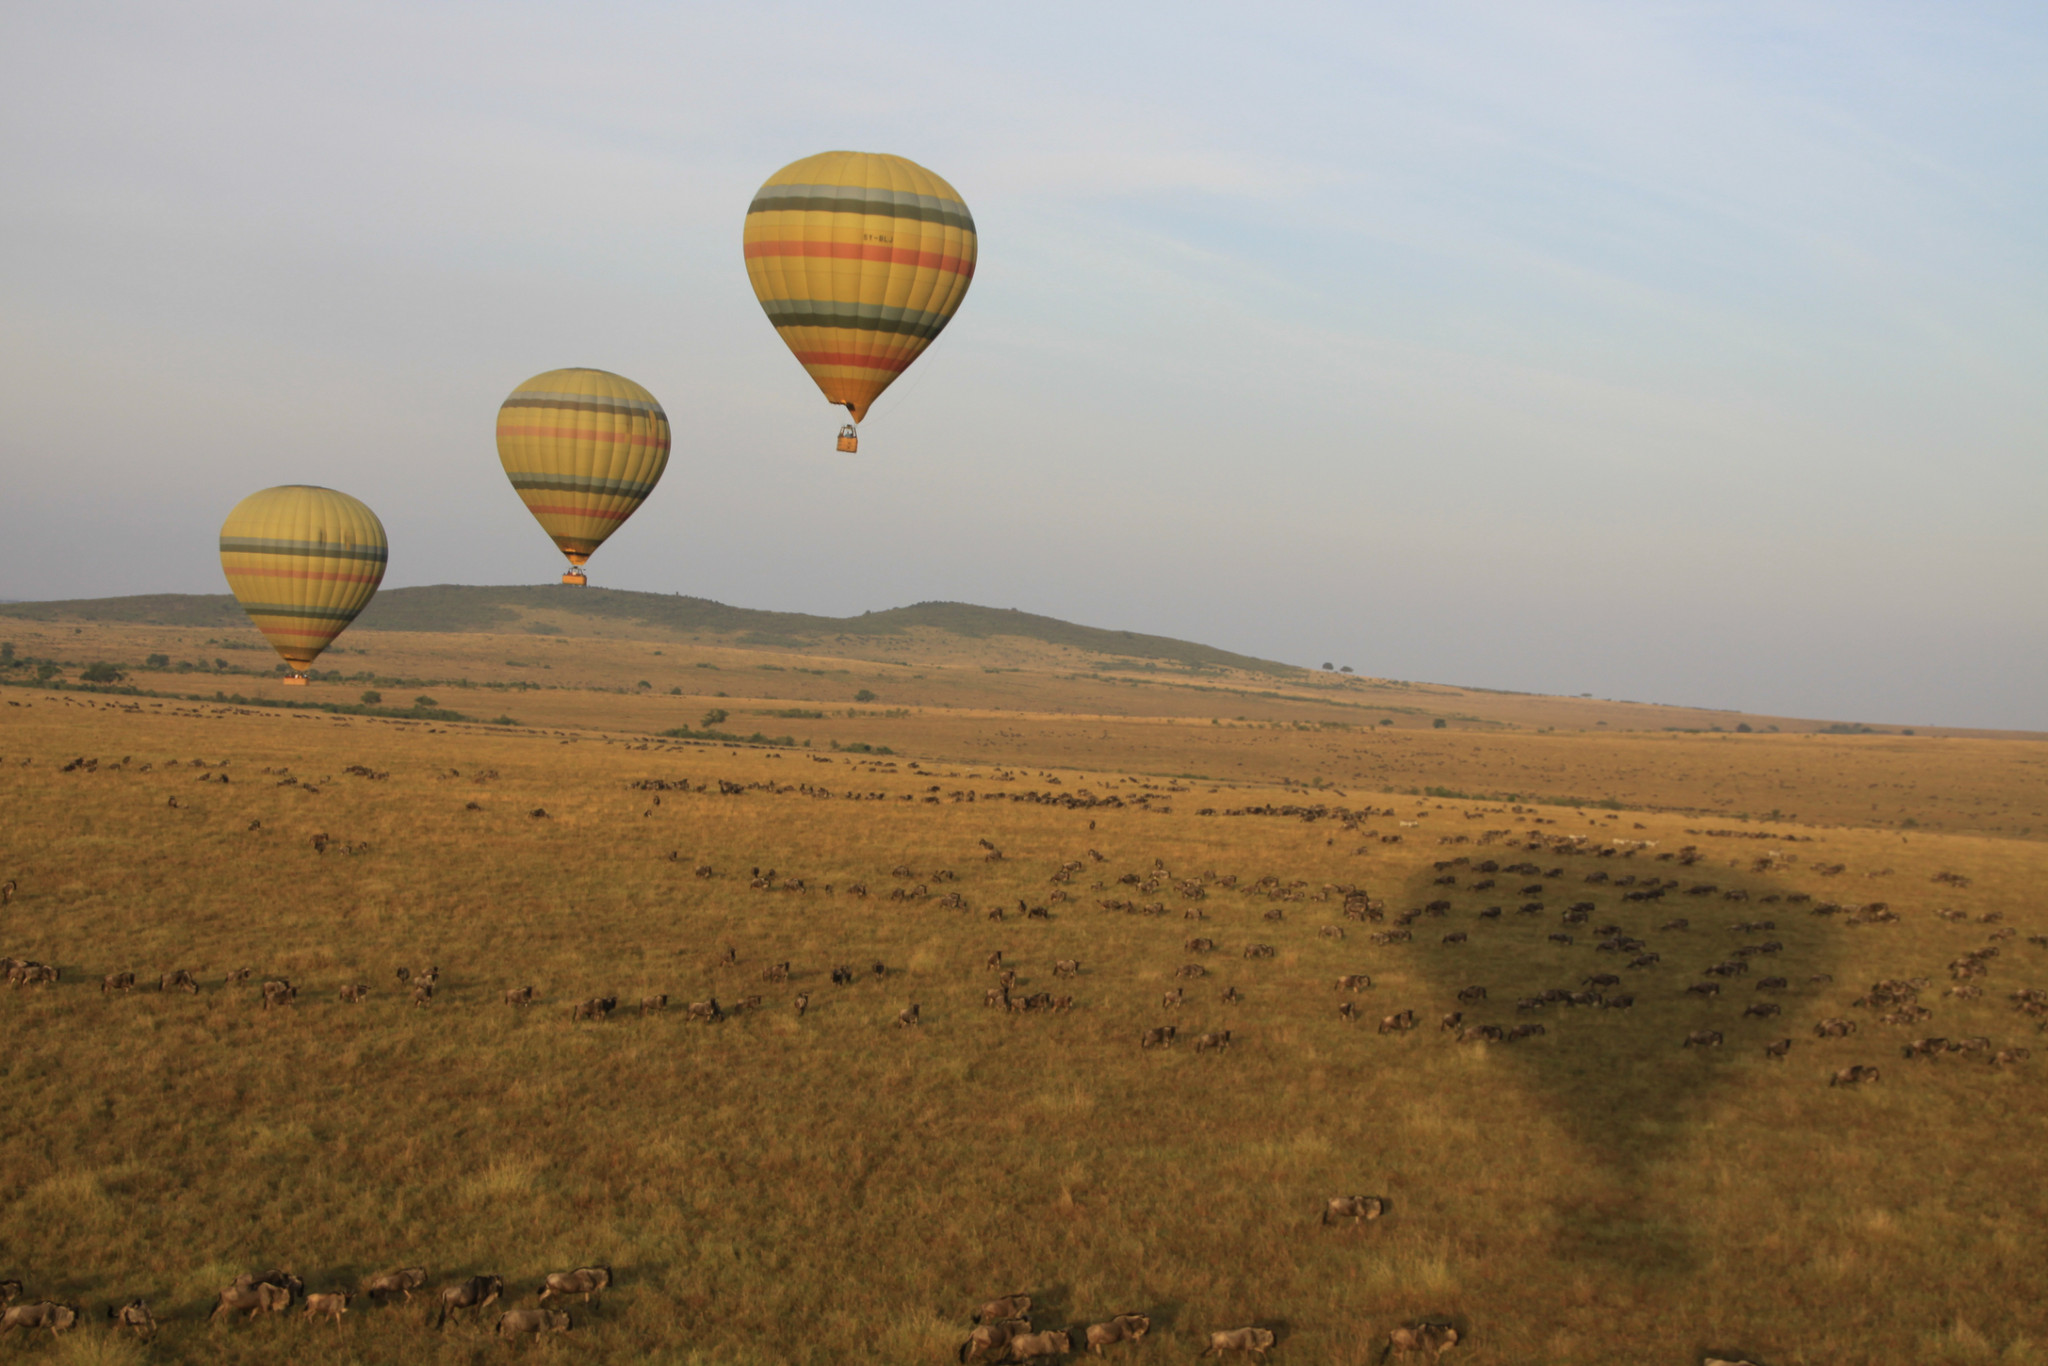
xmin=0 ymin=1264 xmax=607 ymax=1343
xmin=4 ymin=824 xmax=2040 ymax=1362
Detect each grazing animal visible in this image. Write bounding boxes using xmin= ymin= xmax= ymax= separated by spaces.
xmin=1337 ymin=1001 xmax=1358 ymax=1022
xmin=361 ymin=1266 xmax=428 ymax=1302
xmin=1440 ymin=1012 xmax=1462 ymax=1031
xmin=1202 ymin=1326 xmax=1277 ymax=1361
xmin=1458 ymin=1024 xmax=1505 ymax=1043
xmin=303 ymin=1291 xmax=351 ymax=1325
xmin=224 ymin=967 xmax=253 ymax=986
xmin=1141 ymin=1026 xmax=1176 ymax=1049
xmin=795 ymin=991 xmax=810 ymax=1016
xmin=686 ymin=998 xmax=722 ymax=1023
xmin=504 ymin=985 xmax=536 ymax=1007
xmin=985 ymin=951 xmax=1005 ymax=971
xmin=1337 ymin=974 xmax=1372 ymax=992
xmin=958 ymin=1318 xmax=1030 ymax=1363
xmin=497 ymin=1308 xmax=573 ymax=1338
xmin=898 ymin=1003 xmax=922 ymax=1027
xmin=1009 ymin=1330 xmax=1073 ymax=1361
xmin=1220 ymin=986 xmax=1243 ymax=1005
xmin=572 ymin=997 xmax=617 ymax=1022
xmin=1764 ymin=1037 xmax=1793 ymax=1059
xmin=975 ymin=1295 xmax=1033 ymax=1324
xmin=538 ymin=1266 xmax=611 ymax=1304
xmin=1322 ymin=1195 xmax=1386 ymax=1225
xmin=1456 ymin=985 xmax=1487 ymax=1003
xmin=0 ymin=1282 xmax=19 ymax=1306
xmin=260 ymin=979 xmax=297 ymax=1009
xmin=1055 ymin=959 xmax=1081 ymax=977
xmin=1086 ymin=1313 xmax=1152 ymax=1355
xmin=1195 ymin=1030 xmax=1234 ymax=1053
xmin=411 ymin=983 xmax=434 ymax=1007
xmin=210 ymin=1282 xmax=293 ymax=1321
xmin=1743 ymin=1002 xmax=1781 ymax=1019
xmin=1829 ymin=1064 xmax=1881 ymax=1086
xmin=159 ymin=969 xmax=199 ymax=993
xmin=1684 ymin=1030 xmax=1724 ymax=1048
xmin=0 ymin=1303 xmax=78 ymax=1338
xmin=1686 ymin=982 xmax=1721 ymax=998
xmin=434 ymin=1274 xmax=504 ymax=1328
xmin=108 ymin=1299 xmax=156 ymax=1338
xmin=1382 ymin=1322 xmax=1459 ymax=1361
xmin=1507 ymin=1022 xmax=1546 ymax=1040
xmin=1814 ymin=1017 xmax=1858 ymax=1038
xmin=1992 ymin=1048 xmax=2032 ymax=1066
xmin=101 ymin=971 xmax=135 ymax=994
xmin=640 ymin=994 xmax=668 ymax=1015
xmin=1378 ymin=1010 xmax=1417 ymax=1034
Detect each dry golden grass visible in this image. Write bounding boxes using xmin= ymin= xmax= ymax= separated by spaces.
xmin=4 ymin=610 xmax=2048 ymax=1362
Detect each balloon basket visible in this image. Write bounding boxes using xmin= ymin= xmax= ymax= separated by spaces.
xmin=836 ymin=424 xmax=859 ymax=454
xmin=281 ymin=674 xmax=308 ymax=687
xmin=561 ymin=570 xmax=587 ymax=586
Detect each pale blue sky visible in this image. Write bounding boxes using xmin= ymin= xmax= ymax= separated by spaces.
xmin=2 ymin=2 xmax=2043 ymax=726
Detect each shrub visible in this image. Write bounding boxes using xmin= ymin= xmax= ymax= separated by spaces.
xmin=702 ymin=708 xmax=729 ymax=728
xmin=1433 ymin=718 xmax=1447 ymax=729
xmin=361 ymin=691 xmax=382 ymax=704
xmin=146 ymin=653 xmax=170 ymax=668
xmin=80 ymin=662 xmax=125 ymax=684
xmin=854 ymin=689 xmax=876 ymax=703
xmin=414 ymin=695 xmax=437 ymax=708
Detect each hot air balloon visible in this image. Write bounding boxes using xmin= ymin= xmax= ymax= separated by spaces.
xmin=743 ymin=151 xmax=976 ymax=453
xmin=496 ymin=368 xmax=671 ymax=585
xmin=218 ymin=486 xmax=387 ymax=685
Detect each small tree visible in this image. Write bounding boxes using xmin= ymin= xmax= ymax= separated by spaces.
xmin=81 ymin=662 xmax=125 ymax=684
xmin=1432 ymin=718 xmax=1447 ymax=729
xmin=361 ymin=691 xmax=382 ymax=704
xmin=854 ymin=689 xmax=876 ymax=703
xmin=414 ymin=695 xmax=437 ymax=708
xmin=146 ymin=653 xmax=170 ymax=668
xmin=702 ymin=708 xmax=729 ymax=728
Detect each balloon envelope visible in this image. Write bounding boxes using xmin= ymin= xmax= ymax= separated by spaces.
xmin=218 ymin=485 xmax=387 ymax=672
xmin=744 ymin=151 xmax=976 ymax=424
xmin=496 ymin=368 xmax=671 ymax=569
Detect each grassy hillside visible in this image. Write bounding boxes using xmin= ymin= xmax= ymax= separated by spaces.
xmin=0 ymin=587 xmax=1300 ymax=676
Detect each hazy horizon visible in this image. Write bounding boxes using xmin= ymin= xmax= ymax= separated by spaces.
xmin=3 ymin=3 xmax=2042 ymax=729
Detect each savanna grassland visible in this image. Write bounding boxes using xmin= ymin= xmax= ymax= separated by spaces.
xmin=3 ymin=598 xmax=2048 ymax=1365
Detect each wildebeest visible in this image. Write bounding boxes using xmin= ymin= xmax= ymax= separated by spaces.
xmin=685 ymin=998 xmax=722 ymax=1023
xmin=1382 ymin=1321 xmax=1459 ymax=1361
xmin=361 ymin=1266 xmax=428 ymax=1302
xmin=225 ymin=967 xmax=253 ymax=986
xmin=434 ymin=1274 xmax=504 ymax=1327
xmin=1830 ymin=1064 xmax=1881 ymax=1087
xmin=1439 ymin=1012 xmax=1462 ymax=1032
xmin=1814 ymin=1017 xmax=1857 ymax=1038
xmin=1743 ymin=1002 xmax=1782 ymax=1019
xmin=959 ymin=1319 xmax=1029 ymax=1363
xmin=1220 ymin=986 xmax=1243 ymax=1005
xmin=1378 ymin=1009 xmax=1417 ymax=1034
xmin=640 ymin=994 xmax=668 ymax=1015
xmin=1456 ymin=985 xmax=1487 ymax=1003
xmin=898 ymin=1003 xmax=922 ymax=1027
xmin=260 ymin=979 xmax=296 ymax=1009
xmin=537 ymin=1266 xmax=611 ymax=1304
xmin=505 ymin=985 xmax=536 ymax=1007
xmin=1001 ymin=1329 xmax=1070 ymax=1360
xmin=210 ymin=1281 xmax=293 ymax=1321
xmin=1202 ymin=1326 xmax=1276 ymax=1360
xmin=1321 ymin=1195 xmax=1386 ymax=1225
xmin=1186 ymin=937 xmax=1216 ymax=953
xmin=1337 ymin=974 xmax=1372 ymax=992
xmin=303 ymin=1291 xmax=351 ymax=1325
xmin=338 ymin=983 xmax=369 ymax=1003
xmin=975 ymin=1295 xmax=1032 ymax=1324
xmin=1992 ymin=1048 xmax=2032 ymax=1066
xmin=1764 ymin=1037 xmax=1793 ymax=1059
xmin=497 ymin=1308 xmax=572 ymax=1338
xmin=1686 ymin=982 xmax=1721 ymax=998
xmin=101 ymin=971 xmax=135 ymax=993
xmin=1055 ymin=959 xmax=1081 ymax=977
xmin=1243 ymin=944 xmax=1276 ymax=959
xmin=795 ymin=991 xmax=810 ymax=1016
xmin=411 ymin=983 xmax=435 ymax=1007
xmin=0 ymin=1303 xmax=78 ymax=1338
xmin=1085 ymin=1313 xmax=1151 ymax=1355
xmin=572 ymin=997 xmax=617 ymax=1022
xmin=1140 ymin=1026 xmax=1176 ymax=1049
xmin=1195 ymin=1030 xmax=1233 ymax=1053
xmin=159 ymin=969 xmax=199 ymax=993
xmin=1684 ymin=1030 xmax=1724 ymax=1048
xmin=1458 ymin=1024 xmax=1505 ymax=1043
xmin=107 ymin=1299 xmax=156 ymax=1338
xmin=1507 ymin=1023 xmax=1546 ymax=1040
xmin=1337 ymin=1001 xmax=1358 ymax=1022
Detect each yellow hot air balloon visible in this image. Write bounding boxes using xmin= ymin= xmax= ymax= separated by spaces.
xmin=744 ymin=151 xmax=976 ymax=452
xmin=496 ymin=368 xmax=671 ymax=585
xmin=218 ymin=486 xmax=388 ymax=685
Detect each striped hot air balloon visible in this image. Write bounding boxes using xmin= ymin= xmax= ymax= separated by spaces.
xmin=495 ymin=368 xmax=671 ymax=585
xmin=743 ymin=151 xmax=976 ymax=451
xmin=218 ymin=486 xmax=387 ymax=683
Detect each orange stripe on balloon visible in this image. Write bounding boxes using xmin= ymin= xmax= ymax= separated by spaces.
xmin=225 ymin=567 xmax=383 ymax=585
xmin=495 ymin=425 xmax=668 ymax=447
xmin=743 ymin=239 xmax=975 ymax=277
xmin=519 ymin=502 xmax=637 ymax=521
xmin=792 ymin=351 xmax=914 ymax=373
